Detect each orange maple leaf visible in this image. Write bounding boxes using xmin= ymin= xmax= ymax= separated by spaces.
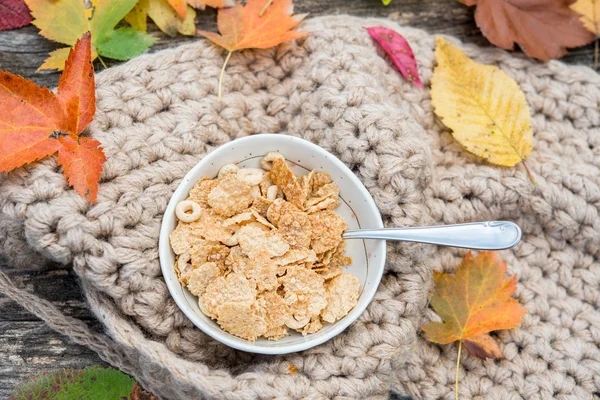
xmin=0 ymin=32 xmax=105 ymax=203
xmin=422 ymin=251 xmax=527 ymax=359
xmin=197 ymin=0 xmax=308 ymax=100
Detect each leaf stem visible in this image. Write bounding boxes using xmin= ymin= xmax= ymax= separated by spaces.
xmin=455 ymin=340 xmax=462 ymax=400
xmin=259 ymin=0 xmax=273 ymax=16
xmin=218 ymin=51 xmax=233 ymax=102
xmin=97 ymin=55 xmax=107 ymax=69
xmin=522 ymin=161 xmax=537 ymax=185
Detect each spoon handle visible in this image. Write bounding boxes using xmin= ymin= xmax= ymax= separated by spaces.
xmin=342 ymin=221 xmax=522 ymax=250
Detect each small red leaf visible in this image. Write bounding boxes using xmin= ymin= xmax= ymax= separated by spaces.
xmin=366 ymin=26 xmax=423 ymax=88
xmin=0 ymin=0 xmax=32 ymax=31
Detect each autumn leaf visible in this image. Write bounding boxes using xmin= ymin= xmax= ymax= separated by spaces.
xmin=366 ymin=27 xmax=423 ymax=88
xmin=0 ymin=0 xmax=32 ymax=31
xmin=26 ymin=0 xmax=157 ymax=70
xmin=422 ymin=252 xmax=527 ymax=351
xmin=125 ymin=0 xmax=197 ymax=37
xmin=197 ymin=0 xmax=308 ymax=101
xmin=458 ymin=0 xmax=595 ymax=61
xmin=570 ymin=0 xmax=600 ymax=68
xmin=422 ymin=251 xmax=526 ymax=399
xmin=0 ymin=33 xmax=105 ymax=203
xmin=431 ymin=37 xmax=535 ymax=181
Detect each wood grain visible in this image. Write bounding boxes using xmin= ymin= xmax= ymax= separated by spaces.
xmin=0 ymin=0 xmax=596 ymax=397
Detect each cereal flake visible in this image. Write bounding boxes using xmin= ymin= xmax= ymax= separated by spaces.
xmin=321 ymin=272 xmax=360 ymax=323
xmin=208 ymin=175 xmax=253 ymax=217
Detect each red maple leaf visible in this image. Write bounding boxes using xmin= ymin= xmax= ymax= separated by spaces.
xmin=0 ymin=0 xmax=32 ymax=31
xmin=0 ymin=32 xmax=105 ymax=203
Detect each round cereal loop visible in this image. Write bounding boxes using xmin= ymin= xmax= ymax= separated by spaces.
xmin=175 ymin=200 xmax=202 ymax=222
xmin=266 ymin=185 xmax=278 ymax=201
xmin=221 ymin=231 xmax=240 ymax=247
xmin=218 ymin=163 xmax=239 ymax=178
xmin=285 ymin=315 xmax=310 ymax=329
xmin=260 ymin=152 xmax=285 ymax=171
xmin=250 ymin=186 xmax=261 ymax=199
xmin=238 ymin=168 xmax=265 ymax=186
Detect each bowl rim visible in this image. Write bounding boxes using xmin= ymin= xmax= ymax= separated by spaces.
xmin=159 ymin=134 xmax=385 ymax=354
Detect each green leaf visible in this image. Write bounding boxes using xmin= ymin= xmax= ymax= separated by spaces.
xmin=382 ymin=0 xmax=391 ymax=5
xmin=96 ymin=27 xmax=157 ymax=60
xmin=9 ymin=366 xmax=136 ymax=400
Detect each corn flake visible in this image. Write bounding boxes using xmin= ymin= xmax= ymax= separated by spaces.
xmin=277 ymin=211 xmax=312 ymax=249
xmin=190 ymin=241 xmax=230 ymax=271
xmin=308 ymin=210 xmax=348 ymax=254
xmin=238 ymin=224 xmax=289 ymax=259
xmin=257 ymin=290 xmax=291 ymax=340
xmin=201 ymin=273 xmax=256 ymax=319
xmin=279 ymin=265 xmax=327 ymax=320
xmin=187 ymin=262 xmax=221 ymax=297
xmin=216 ymin=302 xmax=267 ymax=341
xmin=252 ymin=196 xmax=272 ymax=217
xmin=169 ymin=223 xmax=206 ymax=255
xmin=321 ymin=272 xmax=360 ymax=323
xmin=266 ymin=199 xmax=301 ymax=227
xmin=188 ymin=177 xmax=220 ymax=208
xmin=208 ymin=175 xmax=253 ymax=217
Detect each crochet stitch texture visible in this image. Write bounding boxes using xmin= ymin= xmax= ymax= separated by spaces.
xmin=1 ymin=16 xmax=599 ymax=399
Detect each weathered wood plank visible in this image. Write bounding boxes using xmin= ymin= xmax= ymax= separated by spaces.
xmin=0 ymin=321 xmax=105 ymax=399
xmin=0 ymin=0 xmax=596 ymax=89
xmin=0 ymin=260 xmax=95 ymax=322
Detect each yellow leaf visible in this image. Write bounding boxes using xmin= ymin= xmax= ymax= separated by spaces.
xmin=571 ymin=0 xmax=600 ymax=35
xmin=126 ymin=0 xmax=196 ymax=37
xmin=38 ymin=47 xmax=99 ymax=72
xmin=431 ymin=37 xmax=533 ymax=168
xmin=125 ymin=0 xmax=149 ymax=32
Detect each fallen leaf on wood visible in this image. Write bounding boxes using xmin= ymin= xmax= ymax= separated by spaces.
xmin=422 ymin=251 xmax=527 ymax=356
xmin=458 ymin=0 xmax=595 ymax=61
xmin=26 ymin=0 xmax=157 ymax=70
xmin=0 ymin=0 xmax=32 ymax=31
xmin=366 ymin=26 xmax=423 ymax=88
xmin=570 ymin=0 xmax=600 ymax=68
xmin=125 ymin=0 xmax=196 ymax=36
xmin=0 ymin=33 xmax=105 ymax=203
xmin=431 ymin=37 xmax=535 ymax=181
xmin=197 ymin=0 xmax=308 ymax=100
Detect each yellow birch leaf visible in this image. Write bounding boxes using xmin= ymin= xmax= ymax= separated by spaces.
xmin=125 ymin=0 xmax=149 ymax=32
xmin=126 ymin=0 xmax=196 ymax=37
xmin=571 ymin=0 xmax=600 ymax=34
xmin=431 ymin=37 xmax=534 ymax=168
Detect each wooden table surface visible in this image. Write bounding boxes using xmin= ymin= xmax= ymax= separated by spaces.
xmin=0 ymin=1 xmax=596 ymax=398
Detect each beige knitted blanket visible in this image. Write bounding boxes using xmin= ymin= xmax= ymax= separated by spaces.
xmin=1 ymin=15 xmax=599 ymax=400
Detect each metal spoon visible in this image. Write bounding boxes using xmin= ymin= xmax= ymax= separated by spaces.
xmin=342 ymin=221 xmax=521 ymax=250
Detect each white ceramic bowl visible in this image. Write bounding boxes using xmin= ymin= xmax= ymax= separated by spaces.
xmin=159 ymin=134 xmax=386 ymax=354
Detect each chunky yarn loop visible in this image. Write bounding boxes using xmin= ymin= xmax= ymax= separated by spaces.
xmin=1 ymin=15 xmax=599 ymax=399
